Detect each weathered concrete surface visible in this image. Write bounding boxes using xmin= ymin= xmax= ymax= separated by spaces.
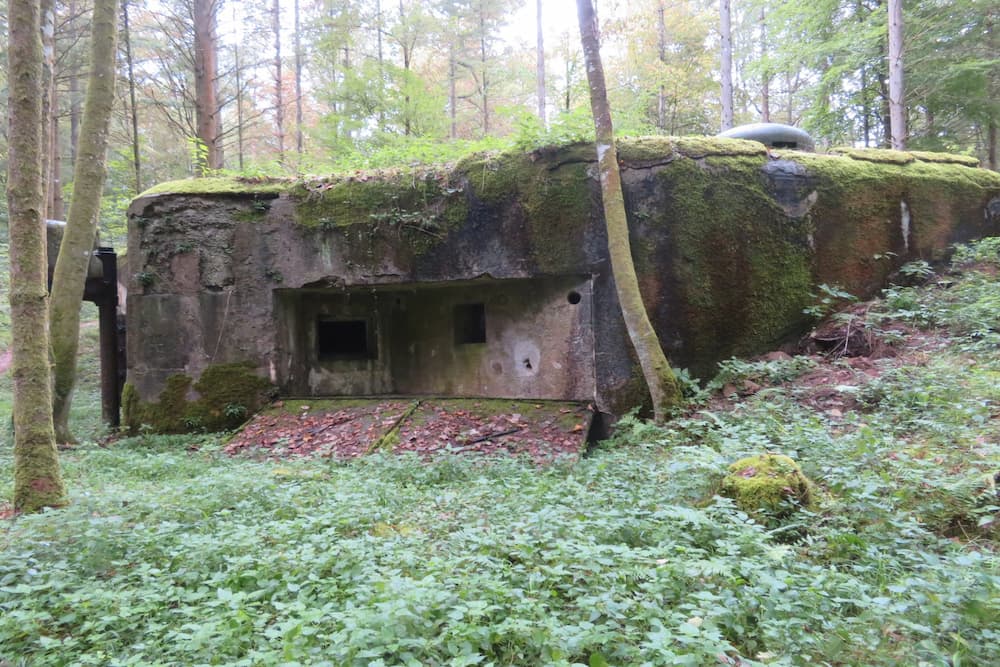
xmin=124 ymin=137 xmax=1000 ymax=429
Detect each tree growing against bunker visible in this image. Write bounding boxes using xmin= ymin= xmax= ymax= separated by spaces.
xmin=49 ymin=0 xmax=119 ymax=444
xmin=576 ymin=0 xmax=683 ymax=422
xmin=6 ymin=0 xmax=67 ymax=512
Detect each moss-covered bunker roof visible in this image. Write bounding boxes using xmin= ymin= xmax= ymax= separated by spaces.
xmin=135 ymin=138 xmax=993 ymax=202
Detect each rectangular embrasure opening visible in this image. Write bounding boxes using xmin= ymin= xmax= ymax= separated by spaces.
xmin=317 ymin=319 xmax=374 ymax=360
xmin=453 ymin=303 xmax=486 ymax=344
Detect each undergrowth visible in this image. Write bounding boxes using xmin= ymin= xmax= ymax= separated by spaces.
xmin=1 ymin=239 xmax=999 ymax=665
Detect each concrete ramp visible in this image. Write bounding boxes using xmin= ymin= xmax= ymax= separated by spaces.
xmin=224 ymin=398 xmax=593 ymax=462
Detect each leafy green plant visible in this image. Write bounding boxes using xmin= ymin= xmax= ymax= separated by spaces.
xmin=3 ymin=238 xmax=1000 ymax=666
xmin=803 ymin=283 xmax=858 ymax=319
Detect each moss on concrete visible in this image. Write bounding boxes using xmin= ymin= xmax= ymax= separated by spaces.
xmin=647 ymin=152 xmax=814 ymax=371
xmin=140 ymin=176 xmax=291 ymax=197
xmin=123 ymin=363 xmax=272 ymax=434
xmin=719 ymin=453 xmax=813 ymax=518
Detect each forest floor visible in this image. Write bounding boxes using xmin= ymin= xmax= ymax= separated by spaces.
xmin=1 ymin=239 xmax=999 ymax=666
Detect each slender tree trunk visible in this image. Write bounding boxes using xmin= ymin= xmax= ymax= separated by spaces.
xmin=786 ymin=72 xmax=794 ymax=125
xmin=399 ymin=1 xmax=412 ymax=136
xmin=719 ymin=0 xmax=734 ymax=131
xmin=235 ymin=44 xmax=245 ymax=170
xmin=40 ymin=0 xmax=55 ymax=220
xmin=49 ymin=0 xmax=119 ymax=443
xmin=887 ymin=0 xmax=906 ymax=150
xmin=536 ymin=0 xmax=546 ymax=126
xmin=375 ymin=0 xmax=385 ymax=131
xmin=294 ymin=0 xmax=303 ymax=155
xmin=122 ymin=0 xmax=141 ymax=192
xmin=760 ymin=8 xmax=770 ymax=123
xmin=273 ymin=0 xmax=285 ymax=161
xmin=7 ymin=0 xmax=67 ymax=512
xmin=657 ymin=1 xmax=666 ymax=131
xmin=449 ymin=41 xmax=457 ymax=139
xmin=50 ymin=96 xmax=64 ymax=220
xmin=576 ymin=0 xmax=683 ymax=423
xmin=193 ymin=0 xmax=222 ymax=171
xmin=989 ymin=122 xmax=998 ymax=171
xmin=479 ymin=8 xmax=489 ymax=136
xmin=68 ymin=0 xmax=80 ymax=170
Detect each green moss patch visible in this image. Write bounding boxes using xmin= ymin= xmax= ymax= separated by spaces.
xmin=123 ymin=363 xmax=273 ymax=434
xmin=139 ymin=176 xmax=292 ymax=197
xmin=719 ymin=453 xmax=814 ymax=519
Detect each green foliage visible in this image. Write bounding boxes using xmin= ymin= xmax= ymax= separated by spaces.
xmin=803 ymin=283 xmax=858 ymax=320
xmin=3 ymin=239 xmax=1000 ymax=665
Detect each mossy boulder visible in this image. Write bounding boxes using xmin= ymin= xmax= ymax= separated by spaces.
xmin=719 ymin=453 xmax=813 ymax=519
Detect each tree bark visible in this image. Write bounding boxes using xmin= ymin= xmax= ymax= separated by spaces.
xmin=68 ymin=0 xmax=80 ymax=171
xmin=40 ymin=0 xmax=55 ymax=220
xmin=888 ymin=0 xmax=906 ymax=150
xmin=576 ymin=0 xmax=683 ymax=422
xmin=536 ymin=0 xmax=546 ymax=126
xmin=273 ymin=0 xmax=285 ymax=161
xmin=760 ymin=8 xmax=770 ymax=123
xmin=294 ymin=0 xmax=303 ymax=155
xmin=989 ymin=121 xmax=998 ymax=171
xmin=719 ymin=0 xmax=734 ymax=131
xmin=7 ymin=0 xmax=67 ymax=512
xmin=193 ymin=0 xmax=222 ymax=171
xmin=122 ymin=0 xmax=142 ymax=191
xmin=49 ymin=0 xmax=119 ymax=443
xmin=657 ymin=1 xmax=666 ymax=131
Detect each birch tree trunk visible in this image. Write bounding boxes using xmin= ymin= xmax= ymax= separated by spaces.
xmin=719 ymin=0 xmax=734 ymax=131
xmin=49 ymin=0 xmax=119 ymax=443
xmin=888 ymin=0 xmax=906 ymax=150
xmin=7 ymin=0 xmax=67 ymax=512
xmin=576 ymin=0 xmax=683 ymax=423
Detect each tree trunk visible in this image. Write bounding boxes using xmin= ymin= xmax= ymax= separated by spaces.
xmin=273 ymin=0 xmax=285 ymax=161
xmin=657 ymin=1 xmax=666 ymax=131
xmin=887 ymin=0 xmax=906 ymax=150
xmin=719 ymin=0 xmax=734 ymax=131
xmin=294 ymin=0 xmax=303 ymax=155
xmin=449 ymin=41 xmax=457 ymax=139
xmin=536 ymin=0 xmax=546 ymax=126
xmin=479 ymin=8 xmax=489 ymax=136
xmin=7 ymin=0 xmax=67 ymax=512
xmin=193 ymin=0 xmax=222 ymax=172
xmin=40 ymin=0 xmax=55 ymax=220
xmin=122 ymin=0 xmax=141 ymax=192
xmin=68 ymin=0 xmax=80 ymax=170
xmin=575 ymin=0 xmax=683 ymax=423
xmin=49 ymin=0 xmax=119 ymax=443
xmin=50 ymin=96 xmax=64 ymax=220
xmin=235 ymin=43 xmax=245 ymax=170
xmin=989 ymin=121 xmax=998 ymax=171
xmin=376 ymin=0 xmax=385 ymax=131
xmin=760 ymin=8 xmax=770 ymax=123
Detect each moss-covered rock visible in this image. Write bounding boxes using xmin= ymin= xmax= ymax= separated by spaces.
xmin=719 ymin=453 xmax=813 ymax=519
xmin=122 ymin=363 xmax=273 ymax=434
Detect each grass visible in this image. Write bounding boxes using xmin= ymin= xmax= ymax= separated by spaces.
xmin=1 ymin=240 xmax=999 ymax=665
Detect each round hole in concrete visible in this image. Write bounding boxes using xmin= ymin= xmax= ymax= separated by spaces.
xmin=567 ymin=291 xmax=582 ymax=305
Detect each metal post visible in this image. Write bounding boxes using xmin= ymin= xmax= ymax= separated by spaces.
xmin=95 ymin=247 xmax=121 ymax=426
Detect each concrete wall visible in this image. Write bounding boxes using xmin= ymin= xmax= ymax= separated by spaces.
xmin=125 ymin=138 xmax=1000 ymax=424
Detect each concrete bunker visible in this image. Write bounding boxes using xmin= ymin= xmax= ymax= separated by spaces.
xmin=122 ymin=137 xmax=1000 ymax=435
xmin=274 ymin=275 xmax=595 ymax=401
